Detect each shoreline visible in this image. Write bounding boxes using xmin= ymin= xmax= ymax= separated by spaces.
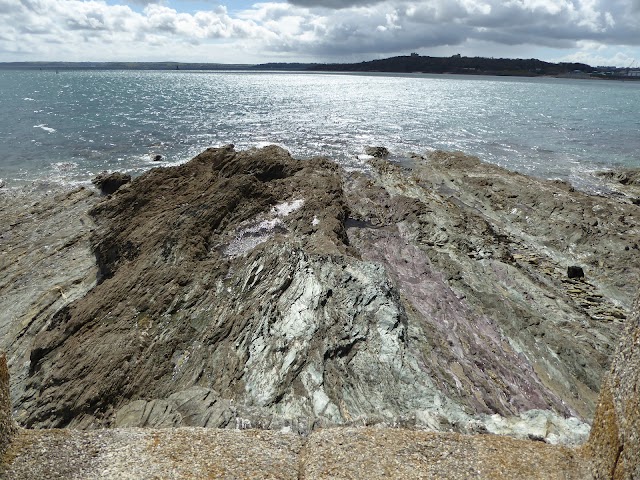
xmin=1 ymin=147 xmax=638 ymax=206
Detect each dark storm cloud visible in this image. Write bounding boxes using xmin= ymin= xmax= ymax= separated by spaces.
xmin=254 ymin=0 xmax=624 ymax=58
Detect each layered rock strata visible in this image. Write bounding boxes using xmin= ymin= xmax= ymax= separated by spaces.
xmin=0 ymin=187 xmax=98 ymax=409
xmin=1 ymin=291 xmax=638 ymax=478
xmin=0 ymin=146 xmax=638 ymax=443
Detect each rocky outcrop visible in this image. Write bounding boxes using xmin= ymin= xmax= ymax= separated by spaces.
xmin=1 ymin=145 xmax=640 ymax=479
xmin=597 ymin=168 xmax=640 ymax=187
xmin=364 ymin=146 xmax=390 ymax=158
xmin=0 ymin=186 xmax=98 ymax=416
xmin=2 ymin=146 xmax=638 ymax=443
xmin=596 ymin=168 xmax=640 ymax=205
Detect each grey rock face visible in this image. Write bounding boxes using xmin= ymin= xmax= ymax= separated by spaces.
xmin=2 ymin=147 xmax=638 ymax=446
xmin=0 ymin=187 xmax=98 ymax=415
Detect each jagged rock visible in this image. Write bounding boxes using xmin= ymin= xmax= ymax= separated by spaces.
xmin=2 ymin=147 xmax=638 ymax=443
xmin=91 ymin=171 xmax=131 ymax=195
xmin=0 ymin=186 xmax=98 ymax=417
xmin=568 ymin=266 xmax=585 ymax=279
xmin=364 ymin=146 xmax=389 ymax=158
xmin=596 ymin=169 xmax=640 ymax=186
xmin=2 ymin=147 xmax=640 ymax=479
xmin=114 ymin=387 xmax=234 ymax=429
xmin=596 ymin=169 xmax=640 ymax=204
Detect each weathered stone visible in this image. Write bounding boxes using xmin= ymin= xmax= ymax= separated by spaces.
xmin=91 ymin=171 xmax=131 ymax=195
xmin=2 ymin=147 xmax=638 ymax=443
xmin=0 ymin=354 xmax=16 ymax=455
xmin=0 ymin=186 xmax=98 ymax=419
xmin=587 ymin=293 xmax=640 ymax=479
xmin=1 ymin=148 xmax=640 ymax=479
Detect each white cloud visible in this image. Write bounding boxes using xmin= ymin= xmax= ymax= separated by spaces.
xmin=0 ymin=0 xmax=638 ymax=64
xmin=557 ymin=47 xmax=636 ymax=67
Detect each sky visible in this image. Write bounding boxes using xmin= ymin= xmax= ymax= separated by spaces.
xmin=1 ymin=0 xmax=639 ymax=66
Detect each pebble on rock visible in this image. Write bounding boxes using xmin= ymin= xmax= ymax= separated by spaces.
xmin=567 ymin=266 xmax=585 ymax=279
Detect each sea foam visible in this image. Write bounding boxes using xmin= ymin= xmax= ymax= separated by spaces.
xmin=33 ymin=124 xmax=56 ymax=133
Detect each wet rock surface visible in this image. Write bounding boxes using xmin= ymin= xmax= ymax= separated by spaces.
xmin=1 ymin=146 xmax=639 ymax=442
xmin=364 ymin=146 xmax=390 ymax=158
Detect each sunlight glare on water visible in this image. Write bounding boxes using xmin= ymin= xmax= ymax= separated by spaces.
xmin=0 ymin=69 xmax=638 ymax=189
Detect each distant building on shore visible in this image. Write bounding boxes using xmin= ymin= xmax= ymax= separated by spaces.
xmin=628 ymin=70 xmax=640 ymax=77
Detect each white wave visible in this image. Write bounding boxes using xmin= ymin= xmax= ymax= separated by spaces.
xmin=33 ymin=124 xmax=56 ymax=133
xmin=51 ymin=162 xmax=78 ymax=172
xmin=23 ymin=97 xmax=35 ymax=101
xmin=271 ymin=199 xmax=304 ymax=217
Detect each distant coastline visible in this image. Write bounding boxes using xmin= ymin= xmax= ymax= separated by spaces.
xmin=2 ymin=55 xmax=639 ymax=80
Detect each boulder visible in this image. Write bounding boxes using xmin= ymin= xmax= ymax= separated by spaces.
xmin=567 ymin=266 xmax=585 ymax=279
xmin=91 ymin=171 xmax=131 ymax=195
xmin=364 ymin=146 xmax=389 ymax=158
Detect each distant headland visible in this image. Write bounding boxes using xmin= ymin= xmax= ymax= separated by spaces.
xmin=1 ymin=54 xmax=638 ymax=79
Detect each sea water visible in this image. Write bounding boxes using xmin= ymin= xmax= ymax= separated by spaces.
xmin=0 ymin=69 xmax=639 ymax=190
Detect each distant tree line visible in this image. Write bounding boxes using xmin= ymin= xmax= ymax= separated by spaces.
xmin=0 ymin=56 xmax=594 ymax=77
xmin=309 ymin=55 xmax=592 ymax=76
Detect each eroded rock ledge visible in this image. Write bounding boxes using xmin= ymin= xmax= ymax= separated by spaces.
xmin=0 ymin=146 xmax=638 ymax=453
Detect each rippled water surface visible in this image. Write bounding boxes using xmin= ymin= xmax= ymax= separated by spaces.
xmin=1 ymin=69 xmax=639 ymax=188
